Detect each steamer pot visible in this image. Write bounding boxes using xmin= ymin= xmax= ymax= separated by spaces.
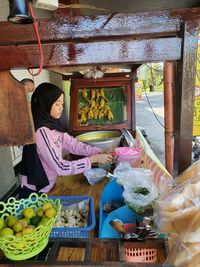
xmin=76 ymin=130 xmax=122 ymax=150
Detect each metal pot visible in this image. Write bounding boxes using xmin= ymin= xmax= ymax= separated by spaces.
xmin=75 ymin=130 xmax=122 ymax=150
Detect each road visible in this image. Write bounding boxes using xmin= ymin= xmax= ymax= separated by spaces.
xmin=135 ymin=92 xmax=165 ymax=166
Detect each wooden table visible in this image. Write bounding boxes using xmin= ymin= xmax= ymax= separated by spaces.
xmin=49 ymin=173 xmax=108 ymax=237
xmin=47 ymin=175 xmax=167 ymax=265
xmin=49 ymin=174 xmax=109 ymax=262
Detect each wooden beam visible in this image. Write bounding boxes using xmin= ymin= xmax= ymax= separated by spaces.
xmin=0 ymin=9 xmax=182 ymax=46
xmin=173 ymin=20 xmax=199 ymax=175
xmin=0 ymin=38 xmax=181 ymax=70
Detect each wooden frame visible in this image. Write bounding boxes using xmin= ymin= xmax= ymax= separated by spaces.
xmin=0 ymin=7 xmax=199 ymax=173
xmin=69 ymin=77 xmax=134 ymax=131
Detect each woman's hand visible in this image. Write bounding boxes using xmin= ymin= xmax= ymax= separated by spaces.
xmin=98 ymin=148 xmax=115 ymax=154
xmin=89 ymin=153 xmax=114 ymax=165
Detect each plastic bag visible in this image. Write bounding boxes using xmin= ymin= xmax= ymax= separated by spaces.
xmin=164 ymin=213 xmax=200 ymax=267
xmin=154 ymin=173 xmax=200 ymax=235
xmin=113 ymin=163 xmax=158 ymax=214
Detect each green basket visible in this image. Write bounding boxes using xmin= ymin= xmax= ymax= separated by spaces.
xmin=0 ymin=193 xmax=61 ymax=261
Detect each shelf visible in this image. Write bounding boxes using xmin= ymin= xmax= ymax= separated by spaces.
xmin=0 ymin=238 xmax=167 ymax=266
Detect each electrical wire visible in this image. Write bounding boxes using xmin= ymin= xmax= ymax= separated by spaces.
xmin=143 ymin=82 xmax=165 ymax=128
xmin=28 ymin=2 xmax=43 ymax=76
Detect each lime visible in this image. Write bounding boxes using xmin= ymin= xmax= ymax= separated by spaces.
xmin=18 ymin=219 xmax=27 ymax=228
xmin=7 ymin=216 xmax=18 ymax=228
xmin=45 ymin=208 xmax=56 ymax=219
xmin=0 ymin=218 xmax=5 ymax=231
xmin=22 ymin=225 xmax=35 ymax=236
xmin=42 ymin=203 xmax=53 ymax=211
xmin=0 ymin=227 xmax=14 ymax=237
xmin=13 ymin=222 xmax=23 ymax=233
xmin=36 ymin=208 xmax=44 ymax=218
xmin=30 ymin=216 xmax=41 ymax=226
xmin=20 ymin=217 xmax=30 ymax=226
xmin=15 ymin=232 xmax=23 ymax=238
xmin=21 ymin=207 xmax=35 ymax=219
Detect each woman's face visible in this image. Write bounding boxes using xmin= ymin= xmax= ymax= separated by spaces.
xmin=50 ymin=94 xmax=64 ymax=119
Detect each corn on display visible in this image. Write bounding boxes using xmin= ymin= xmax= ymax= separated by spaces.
xmin=78 ymin=88 xmax=114 ymax=125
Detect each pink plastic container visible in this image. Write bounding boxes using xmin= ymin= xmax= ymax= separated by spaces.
xmin=115 ymin=147 xmax=142 ymax=167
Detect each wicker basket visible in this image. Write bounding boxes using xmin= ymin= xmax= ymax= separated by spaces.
xmin=0 ymin=193 xmax=61 ymax=261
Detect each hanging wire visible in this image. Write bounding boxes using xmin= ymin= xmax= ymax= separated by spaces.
xmin=143 ymin=81 xmax=165 ymax=128
xmin=28 ymin=2 xmax=43 ymax=76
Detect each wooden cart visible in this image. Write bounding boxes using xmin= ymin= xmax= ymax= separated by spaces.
xmin=0 ymin=174 xmax=168 ymax=266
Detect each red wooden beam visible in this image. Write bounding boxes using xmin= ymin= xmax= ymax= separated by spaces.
xmin=1 ymin=7 xmax=199 ymax=47
xmin=0 ymin=38 xmax=181 ymax=70
xmin=0 ymin=9 xmax=183 ymax=46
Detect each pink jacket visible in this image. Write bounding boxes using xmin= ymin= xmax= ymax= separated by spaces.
xmin=20 ymin=127 xmax=101 ymax=192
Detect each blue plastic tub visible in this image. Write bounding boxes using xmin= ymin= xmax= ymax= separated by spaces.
xmin=99 ymin=179 xmax=143 ymax=238
xmin=49 ymin=195 xmax=96 ymax=238
xmin=99 ymin=179 xmax=124 ymax=236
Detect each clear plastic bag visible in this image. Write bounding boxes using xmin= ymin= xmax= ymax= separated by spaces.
xmin=113 ymin=163 xmax=158 ymax=214
xmin=154 ymin=173 xmax=200 ymax=235
xmin=164 ymin=213 xmax=200 ymax=267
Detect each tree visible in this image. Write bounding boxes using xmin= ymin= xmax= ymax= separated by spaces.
xmin=138 ymin=63 xmax=164 ymax=92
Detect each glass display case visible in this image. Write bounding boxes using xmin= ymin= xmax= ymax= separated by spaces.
xmin=69 ymin=77 xmax=135 ymax=131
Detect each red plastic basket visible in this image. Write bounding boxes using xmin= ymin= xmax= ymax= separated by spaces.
xmin=124 ymin=245 xmax=157 ymax=263
xmin=123 ymin=223 xmax=157 ymax=263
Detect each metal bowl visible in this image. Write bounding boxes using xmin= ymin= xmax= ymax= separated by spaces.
xmin=76 ymin=130 xmax=122 ymax=150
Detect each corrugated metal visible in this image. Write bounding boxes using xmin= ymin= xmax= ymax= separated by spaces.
xmin=0 ymin=147 xmax=18 ymax=199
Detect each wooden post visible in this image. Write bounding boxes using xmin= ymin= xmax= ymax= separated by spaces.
xmin=164 ymin=62 xmax=174 ymax=176
xmin=173 ymin=21 xmax=199 ymax=175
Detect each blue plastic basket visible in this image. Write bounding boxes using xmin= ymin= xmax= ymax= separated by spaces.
xmin=49 ymin=196 xmax=96 ymax=238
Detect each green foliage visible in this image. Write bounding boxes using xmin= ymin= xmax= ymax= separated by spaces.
xmin=140 ymin=63 xmax=164 ymax=92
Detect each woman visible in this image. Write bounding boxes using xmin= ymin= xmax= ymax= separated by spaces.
xmin=19 ymin=82 xmax=113 ymax=198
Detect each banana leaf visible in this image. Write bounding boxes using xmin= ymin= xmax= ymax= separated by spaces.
xmin=78 ymin=87 xmax=127 ymax=125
